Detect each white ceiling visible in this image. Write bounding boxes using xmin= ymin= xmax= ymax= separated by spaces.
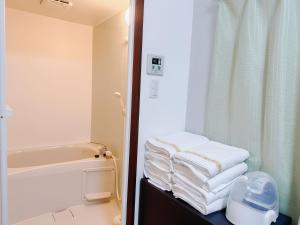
xmin=6 ymin=0 xmax=129 ymax=26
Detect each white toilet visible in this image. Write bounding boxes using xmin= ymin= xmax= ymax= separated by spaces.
xmin=113 ymin=214 xmax=121 ymax=225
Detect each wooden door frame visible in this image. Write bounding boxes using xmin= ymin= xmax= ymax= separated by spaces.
xmin=126 ymin=0 xmax=144 ymax=225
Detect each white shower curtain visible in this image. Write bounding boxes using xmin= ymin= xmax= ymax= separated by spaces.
xmin=204 ymin=0 xmax=300 ymax=222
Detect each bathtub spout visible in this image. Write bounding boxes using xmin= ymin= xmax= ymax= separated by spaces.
xmin=99 ymin=146 xmax=108 ymax=157
xmin=103 ymin=150 xmax=113 ymax=159
xmin=92 ymin=144 xmax=108 ymax=158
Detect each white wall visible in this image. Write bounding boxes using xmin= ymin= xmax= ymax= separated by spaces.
xmin=134 ymin=0 xmax=195 ymax=223
xmin=91 ymin=11 xmax=128 ymax=159
xmin=134 ymin=0 xmax=220 ymax=223
xmin=91 ymin=10 xmax=128 ymax=199
xmin=185 ymin=0 xmax=219 ymax=134
xmin=6 ymin=9 xmax=93 ymax=150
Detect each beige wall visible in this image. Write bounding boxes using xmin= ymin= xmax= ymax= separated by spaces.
xmin=91 ymin=11 xmax=128 ymax=190
xmin=6 ymin=9 xmax=93 ymax=150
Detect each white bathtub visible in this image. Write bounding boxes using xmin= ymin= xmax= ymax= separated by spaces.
xmin=8 ymin=143 xmax=115 ymax=225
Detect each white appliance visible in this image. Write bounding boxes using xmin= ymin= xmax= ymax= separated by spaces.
xmin=226 ymin=172 xmax=279 ymax=225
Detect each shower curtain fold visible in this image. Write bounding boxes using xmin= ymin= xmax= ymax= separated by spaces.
xmin=204 ymin=0 xmax=300 ymax=223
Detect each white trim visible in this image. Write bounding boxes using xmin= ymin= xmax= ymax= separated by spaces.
xmin=0 ymin=0 xmax=8 ymax=224
xmin=121 ymin=0 xmax=136 ymax=224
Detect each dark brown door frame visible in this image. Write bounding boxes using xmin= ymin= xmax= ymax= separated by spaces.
xmin=126 ymin=0 xmax=144 ymax=225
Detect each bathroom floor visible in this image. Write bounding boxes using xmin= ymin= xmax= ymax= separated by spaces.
xmin=13 ymin=201 xmax=120 ymax=225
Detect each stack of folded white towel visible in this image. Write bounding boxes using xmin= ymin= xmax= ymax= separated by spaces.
xmin=144 ymin=132 xmax=250 ymax=215
xmin=143 ymin=132 xmax=209 ymax=191
xmin=172 ymin=141 xmax=249 ymax=215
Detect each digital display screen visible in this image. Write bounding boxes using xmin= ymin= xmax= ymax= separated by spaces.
xmin=152 ymin=58 xmax=161 ymax=65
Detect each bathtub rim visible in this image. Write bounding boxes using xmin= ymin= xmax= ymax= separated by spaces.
xmin=7 ymin=157 xmax=112 ymax=175
xmin=8 ymin=142 xmax=104 ymax=155
xmin=7 ymin=143 xmax=108 ymax=173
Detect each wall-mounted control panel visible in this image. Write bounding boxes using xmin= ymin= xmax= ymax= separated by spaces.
xmin=147 ymin=54 xmax=164 ymax=76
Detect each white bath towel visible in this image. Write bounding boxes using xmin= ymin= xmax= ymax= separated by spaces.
xmin=144 ymin=160 xmax=172 ymax=182
xmin=146 ymin=132 xmax=209 ymax=158
xmin=172 ymin=173 xmax=232 ymax=205
xmin=203 ymin=163 xmax=247 ymax=192
xmin=173 ymin=185 xmax=228 ymax=215
xmin=148 ymin=179 xmax=172 ymax=192
xmin=174 ymin=142 xmax=249 ymax=177
xmin=173 ymin=161 xmax=248 ymax=193
xmin=144 ymin=151 xmax=172 ymax=172
xmin=144 ymin=167 xmax=172 ymax=191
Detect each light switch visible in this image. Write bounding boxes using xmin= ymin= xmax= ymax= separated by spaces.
xmin=149 ymin=80 xmax=159 ymax=99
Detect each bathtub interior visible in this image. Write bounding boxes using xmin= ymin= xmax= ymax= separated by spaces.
xmin=8 ymin=144 xmax=117 ymax=225
xmin=13 ymin=202 xmax=120 ymax=225
xmin=8 ymin=143 xmax=104 ymax=169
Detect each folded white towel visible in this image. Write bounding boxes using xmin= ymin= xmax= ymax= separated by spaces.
xmin=173 ymin=185 xmax=228 ymax=215
xmin=203 ymin=163 xmax=247 ymax=192
xmin=148 ymin=179 xmax=172 ymax=192
xmin=144 ymin=168 xmax=172 ymax=191
xmin=145 ymin=144 xmax=172 ymax=160
xmin=172 ymin=173 xmax=232 ymax=205
xmin=146 ymin=132 xmax=209 ymax=158
xmin=173 ymin=159 xmax=208 ymax=182
xmin=144 ymin=160 xmax=172 ymax=182
xmin=173 ymin=161 xmax=248 ymax=193
xmin=174 ymin=142 xmax=249 ymax=177
xmin=145 ymin=151 xmax=172 ymax=172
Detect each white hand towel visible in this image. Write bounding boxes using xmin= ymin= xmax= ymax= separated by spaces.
xmin=172 ymin=174 xmax=232 ymax=205
xmin=174 ymin=141 xmax=249 ymax=177
xmin=146 ymin=132 xmax=209 ymax=158
xmin=173 ymin=161 xmax=248 ymax=193
xmin=173 ymin=186 xmax=228 ymax=215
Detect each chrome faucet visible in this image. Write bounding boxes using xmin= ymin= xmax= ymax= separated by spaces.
xmin=93 ymin=143 xmax=108 ymax=158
